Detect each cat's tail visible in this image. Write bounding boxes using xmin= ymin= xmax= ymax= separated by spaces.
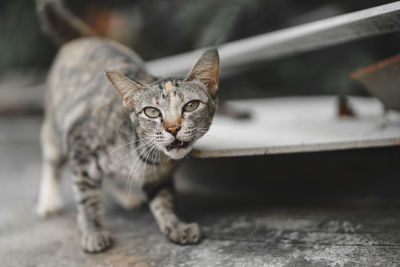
xmin=36 ymin=0 xmax=97 ymax=44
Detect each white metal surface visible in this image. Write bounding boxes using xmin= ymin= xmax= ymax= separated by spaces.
xmin=147 ymin=2 xmax=400 ymax=78
xmin=190 ymin=96 xmax=400 ymax=158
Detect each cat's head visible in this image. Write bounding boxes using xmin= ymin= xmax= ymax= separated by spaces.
xmin=106 ymin=49 xmax=219 ymax=160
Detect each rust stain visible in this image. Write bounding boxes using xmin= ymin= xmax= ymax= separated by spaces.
xmin=350 ymin=54 xmax=400 ymax=79
xmin=337 ymin=96 xmax=356 ymax=117
xmin=85 ymin=7 xmax=113 ymax=36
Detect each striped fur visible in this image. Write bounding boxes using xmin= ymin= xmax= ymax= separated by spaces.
xmin=36 ymin=0 xmax=219 ymax=253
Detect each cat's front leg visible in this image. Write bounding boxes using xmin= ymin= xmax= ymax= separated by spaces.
xmin=72 ymin=167 xmax=112 ymax=253
xmin=149 ymin=188 xmax=201 ymax=245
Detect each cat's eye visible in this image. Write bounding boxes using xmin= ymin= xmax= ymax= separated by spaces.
xmin=183 ymin=100 xmax=200 ymax=112
xmin=144 ymin=107 xmax=161 ymax=118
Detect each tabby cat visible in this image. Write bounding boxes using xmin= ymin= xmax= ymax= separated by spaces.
xmin=36 ymin=0 xmax=219 ymax=253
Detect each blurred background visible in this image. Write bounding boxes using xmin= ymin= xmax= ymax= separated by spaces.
xmin=1 ymin=1 xmax=400 ymax=265
xmin=1 ymin=0 xmax=400 ymax=112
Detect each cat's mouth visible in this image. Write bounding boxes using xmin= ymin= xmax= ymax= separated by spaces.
xmin=166 ymin=139 xmax=190 ymax=151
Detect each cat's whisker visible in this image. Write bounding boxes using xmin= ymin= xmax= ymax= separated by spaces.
xmin=100 ymin=136 xmax=150 ymax=163
xmin=198 ymin=123 xmax=229 ymax=135
xmin=100 ymin=140 xmax=137 ymax=163
xmin=126 ymin=140 xmax=156 ymax=193
xmin=136 ymin=142 xmax=159 ymax=186
xmin=155 ymin=149 xmax=161 ymax=180
xmin=127 ymin=141 xmax=153 ymax=184
xmin=127 ymin=139 xmax=158 ymax=190
xmin=141 ymin=143 xmax=158 ymax=181
xmin=115 ymin=140 xmax=151 ymax=163
xmin=151 ymin=143 xmax=159 ymax=179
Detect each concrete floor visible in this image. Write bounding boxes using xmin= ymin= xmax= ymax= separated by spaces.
xmin=1 ymin=115 xmax=400 ymax=267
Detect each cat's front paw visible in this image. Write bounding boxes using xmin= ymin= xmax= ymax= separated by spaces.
xmin=162 ymin=222 xmax=201 ymax=245
xmin=81 ymin=230 xmax=113 ymax=253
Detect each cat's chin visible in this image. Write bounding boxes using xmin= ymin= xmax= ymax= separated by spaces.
xmin=163 ymin=146 xmax=192 ymax=160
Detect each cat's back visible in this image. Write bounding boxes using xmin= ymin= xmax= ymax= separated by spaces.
xmin=48 ymin=36 xmax=147 ymax=92
xmin=45 ymin=37 xmax=151 ymax=140
xmin=55 ymin=36 xmax=144 ymax=73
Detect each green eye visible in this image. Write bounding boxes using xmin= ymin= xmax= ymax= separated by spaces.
xmin=144 ymin=107 xmax=161 ymax=118
xmin=183 ymin=100 xmax=200 ymax=112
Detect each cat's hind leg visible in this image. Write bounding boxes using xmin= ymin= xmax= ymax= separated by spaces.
xmin=37 ymin=120 xmax=65 ymax=218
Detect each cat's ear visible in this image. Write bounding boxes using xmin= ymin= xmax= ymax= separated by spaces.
xmin=106 ymin=71 xmax=143 ymax=111
xmin=184 ymin=49 xmax=220 ymax=96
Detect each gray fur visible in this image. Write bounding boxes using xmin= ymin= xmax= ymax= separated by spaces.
xmin=36 ymin=36 xmax=219 ymax=253
xmin=36 ymin=0 xmax=219 ymax=253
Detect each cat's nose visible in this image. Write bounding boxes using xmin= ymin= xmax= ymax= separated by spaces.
xmin=165 ymin=125 xmax=181 ymax=136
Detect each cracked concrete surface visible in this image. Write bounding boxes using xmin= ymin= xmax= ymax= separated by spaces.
xmin=1 ymin=115 xmax=400 ymax=266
